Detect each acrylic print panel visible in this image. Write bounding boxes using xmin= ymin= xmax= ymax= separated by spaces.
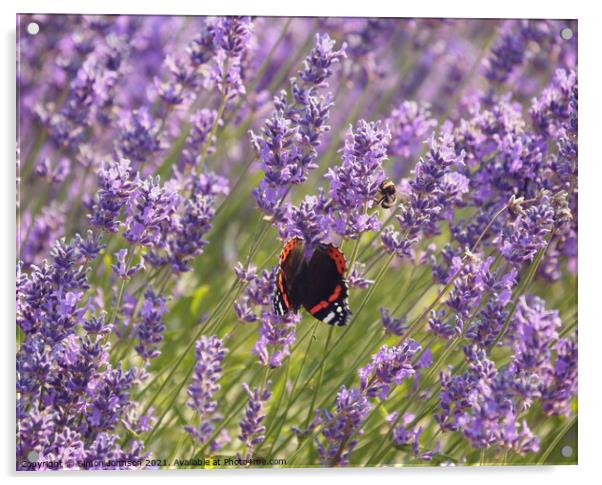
xmin=16 ymin=14 xmax=577 ymax=471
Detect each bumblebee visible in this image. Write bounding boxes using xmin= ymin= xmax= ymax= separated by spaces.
xmin=375 ymin=179 xmax=397 ymax=209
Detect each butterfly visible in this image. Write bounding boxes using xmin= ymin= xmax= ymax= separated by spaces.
xmin=273 ymin=237 xmax=351 ymax=326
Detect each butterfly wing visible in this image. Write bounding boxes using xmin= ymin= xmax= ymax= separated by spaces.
xmin=273 ymin=237 xmax=305 ymax=316
xmin=301 ymin=244 xmax=351 ymax=326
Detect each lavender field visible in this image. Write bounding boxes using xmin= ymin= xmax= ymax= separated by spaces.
xmin=16 ymin=15 xmax=577 ymax=470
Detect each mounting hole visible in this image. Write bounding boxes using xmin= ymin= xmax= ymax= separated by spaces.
xmin=560 ymin=27 xmax=573 ymax=41
xmin=561 ymin=445 xmax=573 ymax=457
xmin=26 ymin=22 xmax=40 ymax=36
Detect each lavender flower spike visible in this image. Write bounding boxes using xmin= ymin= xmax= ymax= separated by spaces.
xmin=134 ymin=289 xmax=167 ymax=361
xmin=238 ymin=383 xmax=271 ymax=458
xmin=254 ymin=310 xmax=300 ymax=368
xmin=112 ymin=249 xmax=144 ymax=280
xmin=88 ymin=158 xmax=136 ymax=233
xmin=123 ymin=174 xmax=178 ymax=248
xmin=317 ymin=386 xmax=370 ymax=466
xmin=326 ymin=119 xmax=391 ymax=239
xmin=185 ymin=336 xmax=228 ymax=451
xmin=250 ymin=33 xmax=346 ymax=224
xmin=115 ymin=107 xmax=163 ymax=166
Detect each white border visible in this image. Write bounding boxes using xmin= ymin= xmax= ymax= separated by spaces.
xmin=3 ymin=1 xmax=600 ymax=484
xmin=3 ymin=0 xmax=583 ymax=18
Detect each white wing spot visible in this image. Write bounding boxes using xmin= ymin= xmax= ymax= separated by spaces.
xmin=323 ymin=311 xmax=336 ymax=324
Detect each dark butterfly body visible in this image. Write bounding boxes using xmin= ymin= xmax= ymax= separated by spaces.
xmin=273 ymin=237 xmax=351 ymax=326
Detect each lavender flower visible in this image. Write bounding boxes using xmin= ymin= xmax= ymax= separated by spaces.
xmin=180 ymin=109 xmax=219 ymax=168
xmin=185 ymin=336 xmax=228 ymax=450
xmin=380 ymin=225 xmax=413 ymax=260
xmin=210 ymin=16 xmax=253 ymax=102
xmin=341 ymin=19 xmax=396 ymax=87
xmin=317 ymin=386 xmax=370 ymax=466
xmin=134 ymin=289 xmax=167 ymax=361
xmin=85 ymin=364 xmax=138 ymax=433
xmin=239 ymin=383 xmax=271 ymax=458
xmin=212 ymin=16 xmax=253 ymax=57
xmin=244 ymin=268 xmax=275 ymax=308
xmin=277 ymin=192 xmax=330 ymax=253
xmin=499 ymin=295 xmax=564 ymax=411
xmin=428 ymin=310 xmax=461 ymax=340
xmin=251 ymin=33 xmax=345 ymax=224
xmin=17 ymin=409 xmax=58 ymax=468
xmin=35 ymin=157 xmax=71 ymax=183
xmin=317 ymin=339 xmax=424 ymax=466
xmin=19 ymin=203 xmax=65 ymax=266
xmin=464 ymin=300 xmax=508 ymax=348
xmin=95 ymin=34 xmax=129 ymax=125
xmin=382 ymin=123 xmax=466 ymax=259
xmin=482 ymin=21 xmax=558 ymax=97
xmin=41 ymin=51 xmax=108 ymax=152
xmin=150 ymin=172 xmax=226 ymax=273
xmin=326 ymin=119 xmax=391 ymax=239
xmin=123 ymin=175 xmax=178 ymax=248
xmin=156 ymin=23 xmax=211 ymax=97
xmin=75 ymin=230 xmax=105 ymax=261
xmin=496 ymin=193 xmax=554 ymax=266
xmin=234 ymin=298 xmax=259 ymax=324
xmin=34 ymin=157 xmax=50 ymax=178
xmin=358 ymin=340 xmax=422 ymax=399
xmin=444 ymin=256 xmax=486 ymax=321
xmin=112 ymin=248 xmax=144 ymax=280
xmin=541 ymin=337 xmax=578 ymax=416
xmin=347 ymin=262 xmax=374 ymax=289
xmin=115 ymin=108 xmax=163 ymax=166
xmin=154 ymin=58 xmax=190 ymax=108
xmin=17 ymin=232 xmax=149 ymax=469
xmin=392 ymin=413 xmax=439 ymax=461
xmin=380 ymin=307 xmax=406 ymax=336
xmin=530 ymin=69 xmax=577 ymax=138
xmin=483 ymin=21 xmax=526 ymax=85
xmin=387 ymin=101 xmax=437 ymax=178
xmin=393 ymin=419 xmax=422 ymax=453
xmin=254 ymin=310 xmax=300 ymax=368
xmin=88 ymin=158 xmax=136 ymax=233
xmin=17 ymin=237 xmax=88 ymax=340
xmin=298 ymin=33 xmax=347 ymax=87
xmin=212 ymin=53 xmax=246 ymax=103
xmin=437 ymin=345 xmax=541 ymax=454
xmin=441 ymin=67 xmax=577 ymax=297
xmin=234 ymin=261 xmax=257 ymax=284
xmin=83 ymin=311 xmax=113 ymax=336
xmin=233 ymin=265 xmax=276 ymax=326
xmin=232 ymin=260 xmax=300 ymax=368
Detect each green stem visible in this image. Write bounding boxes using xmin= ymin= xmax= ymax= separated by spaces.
xmin=302 ymin=326 xmax=333 ymax=431
xmin=265 ymin=321 xmax=320 ymax=455
xmin=197 ymin=91 xmax=228 ymax=174
xmin=109 ymin=249 xmax=136 ymax=329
